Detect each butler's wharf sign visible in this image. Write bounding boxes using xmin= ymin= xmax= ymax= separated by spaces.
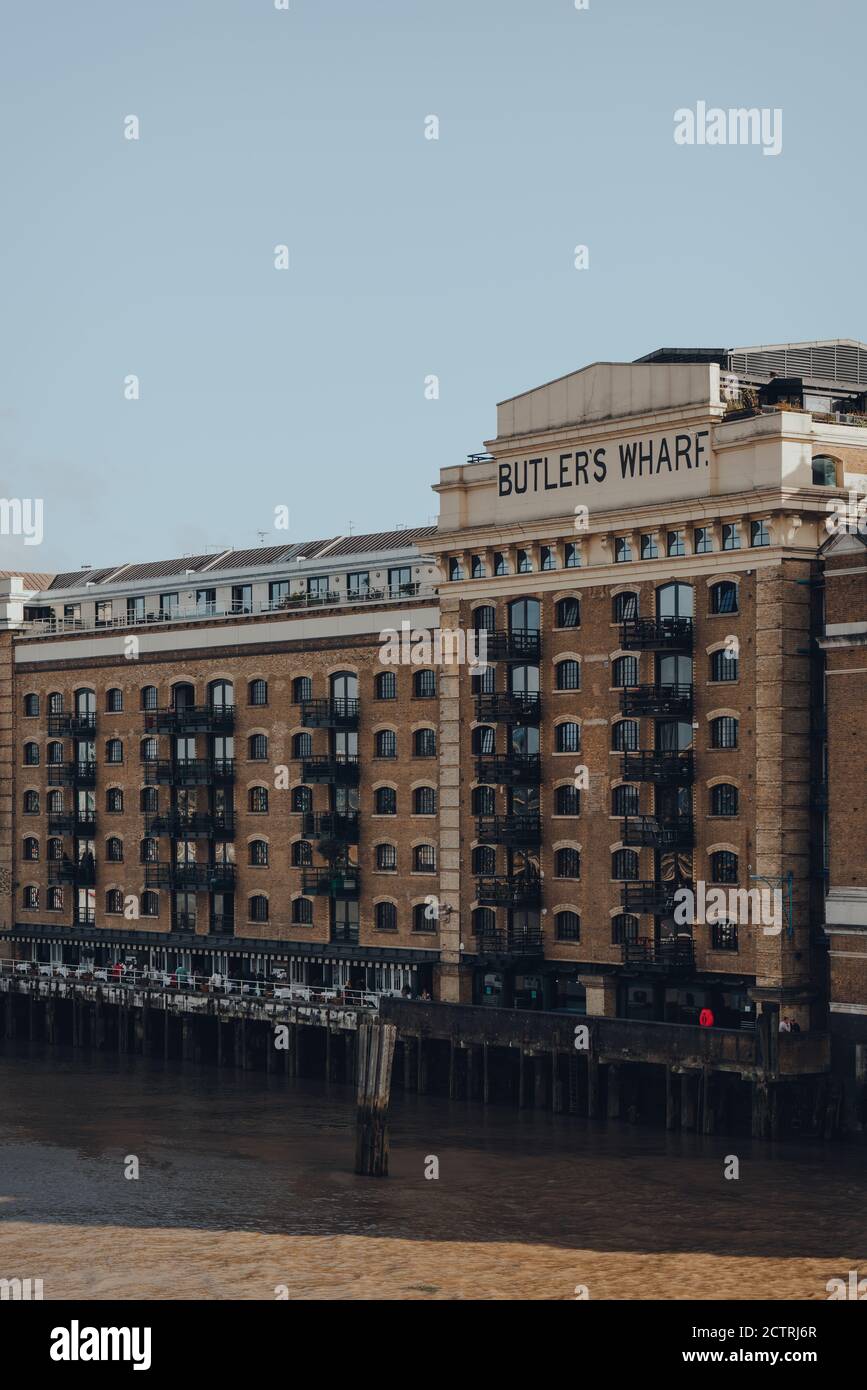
xmin=497 ymin=428 xmax=711 ymax=503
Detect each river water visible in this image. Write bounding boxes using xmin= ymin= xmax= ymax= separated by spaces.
xmin=0 ymin=1042 xmax=864 ymax=1300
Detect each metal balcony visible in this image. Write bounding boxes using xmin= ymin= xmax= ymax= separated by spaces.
xmin=48 ymin=812 xmax=97 ymax=835
xmin=621 ymin=880 xmax=694 ymax=915
xmin=475 ymin=815 xmax=542 ymax=847
xmin=299 ymin=698 xmax=360 ymax=729
xmin=47 ymin=712 xmax=97 ymax=737
xmin=145 ymin=812 xmax=236 ymax=839
xmin=621 ymin=936 xmax=696 ymax=971
xmin=474 ymin=754 xmax=542 ymax=785
xmin=475 ymin=874 xmax=542 ymax=907
xmin=48 ymin=761 xmax=97 ymax=787
xmin=210 ymin=914 xmax=235 ymax=936
xmin=620 ymin=684 xmax=693 ymax=718
xmin=620 ymin=617 xmax=694 ymax=651
xmin=143 ymin=704 xmax=235 ymax=734
xmin=483 ymin=629 xmax=541 ymax=661
xmin=144 ymin=862 xmax=237 ymax=891
xmin=301 ymin=755 xmax=360 ymax=785
xmin=300 ymin=868 xmax=360 ymax=897
xmin=475 ymin=692 xmax=541 ymax=724
xmin=74 ymin=909 xmax=96 ymax=926
xmin=622 ymin=815 xmax=695 ymax=849
xmin=302 ymin=812 xmax=360 ymax=844
xmin=472 ymin=926 xmax=544 ymax=959
xmin=143 ymin=758 xmax=236 ymax=786
xmin=49 ymin=858 xmax=96 ymax=886
xmin=621 ymin=750 xmax=694 ymax=783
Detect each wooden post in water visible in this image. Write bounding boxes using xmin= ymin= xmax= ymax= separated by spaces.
xmin=354 ymin=1019 xmax=396 ymax=1177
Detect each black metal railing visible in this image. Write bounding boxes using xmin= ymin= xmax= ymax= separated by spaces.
xmin=330 ymin=925 xmax=360 ymax=944
xmin=48 ymin=812 xmax=97 ymax=835
xmin=47 ymin=712 xmax=97 ymax=737
xmin=622 ymin=814 xmax=695 ymax=849
xmin=49 ymin=858 xmax=96 ymax=886
xmin=47 ymin=762 xmax=97 ymax=786
xmin=300 ymin=755 xmax=360 ymax=785
xmin=474 ymin=692 xmax=541 ymax=723
xmin=621 ymin=750 xmax=694 ymax=783
xmin=620 ymin=684 xmax=693 ymax=717
xmin=302 ymin=812 xmax=360 ymax=843
xmin=475 ymin=815 xmax=542 ymax=846
xmin=621 ymin=880 xmax=694 ymax=915
xmin=143 ymin=704 xmax=235 ymax=734
xmin=472 ymin=926 xmax=544 ymax=957
xmin=300 ymin=868 xmax=360 ymax=897
xmin=299 ymin=698 xmax=360 ymax=729
xmin=74 ymin=909 xmax=96 ymax=926
xmin=144 ymin=862 xmax=237 ymax=890
xmin=474 ymin=754 xmax=542 ymax=785
xmin=620 ymin=617 xmax=694 ymax=651
xmin=145 ymin=811 xmax=236 ymax=839
xmin=143 ymin=759 xmax=236 ymax=786
xmin=475 ymin=874 xmax=542 ymax=907
xmin=621 ymin=936 xmax=696 ymax=970
xmin=482 ymin=629 xmax=542 ymax=661
xmin=211 ymin=914 xmax=235 ymax=936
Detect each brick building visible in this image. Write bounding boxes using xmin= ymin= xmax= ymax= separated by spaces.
xmin=2 ymin=341 xmax=865 ymax=1110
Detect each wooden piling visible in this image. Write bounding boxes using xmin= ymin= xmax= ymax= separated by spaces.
xmin=354 ymin=1020 xmax=397 ymax=1177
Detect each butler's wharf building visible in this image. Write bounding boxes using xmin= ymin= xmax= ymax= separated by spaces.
xmin=2 ymin=340 xmax=866 ymax=1124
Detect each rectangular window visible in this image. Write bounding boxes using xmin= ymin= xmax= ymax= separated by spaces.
xmin=64 ymin=603 xmax=81 ymax=621
xmin=694 ymin=527 xmax=713 ymax=554
xmin=565 ymin=542 xmax=581 ymax=569
xmin=540 ymin=545 xmax=556 ymax=571
xmin=493 ymin=552 xmax=508 ymax=576
xmin=347 ymin=571 xmax=369 ymax=597
xmin=160 ymin=592 xmax=179 ymax=618
xmin=95 ymin=600 xmax=112 ymax=627
xmin=126 ymin=596 xmax=145 ymax=622
xmin=471 ymin=554 xmax=486 ymax=578
xmin=722 ymin=523 xmax=741 ymax=551
xmin=615 ymin=536 xmax=633 ymax=563
xmin=196 ymin=588 xmax=216 ymax=615
xmin=230 ymin=585 xmax=252 ymax=614
xmin=751 ymin=519 xmax=770 ymax=547
xmin=388 ymin=566 xmax=413 ymax=593
xmin=640 ymin=533 xmax=658 ymax=560
xmin=517 ymin=549 xmax=532 ymax=574
xmin=449 ymin=557 xmax=464 ymax=581
xmin=667 ymin=530 xmax=685 ymax=557
xmin=307 ymin=575 xmax=329 ymax=598
xmin=269 ymin=580 xmax=290 ymax=606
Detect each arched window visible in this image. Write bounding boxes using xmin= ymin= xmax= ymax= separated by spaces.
xmin=375 ymin=730 xmax=397 ymax=758
xmin=141 ymin=891 xmax=159 ymax=917
xmin=612 ymin=592 xmax=638 ymax=622
xmin=472 ymin=907 xmax=496 ymax=936
xmin=249 ymin=894 xmax=269 ymax=923
xmin=612 ymin=785 xmax=639 ymax=816
xmin=140 ymin=737 xmax=158 ymax=761
xmin=710 ymin=716 xmax=738 ymax=749
xmin=375 ymin=843 xmax=397 ymax=871
xmin=106 ymin=688 xmax=123 ymax=712
xmin=555 ymin=784 xmax=580 ymax=816
xmin=656 ymin=582 xmax=694 ymax=618
xmin=555 ymin=659 xmax=580 ymax=691
xmin=375 ymin=787 xmax=397 ymax=816
xmin=331 ymin=671 xmax=358 ymax=702
xmin=23 ymin=790 xmax=39 ymax=814
xmin=75 ymin=688 xmax=96 ymax=715
xmin=472 ymin=726 xmax=496 ymax=755
xmin=711 ymin=850 xmax=739 ymax=884
xmin=413 ymin=786 xmax=436 ymax=815
xmin=375 ymin=671 xmax=396 ymax=700
xmin=140 ymin=787 xmax=157 ymax=813
xmin=291 ymin=840 xmax=312 ymax=867
xmin=555 ymin=910 xmax=580 ymax=942
xmin=106 ymin=788 xmax=123 ymax=813
xmin=47 ymin=790 xmax=62 ymax=813
xmin=710 ymin=581 xmax=738 ymax=615
xmin=612 ymin=849 xmax=639 ymax=880
xmin=473 ymin=605 xmax=495 ymax=632
xmin=611 ymin=913 xmax=639 ymax=944
xmin=171 ymin=682 xmax=194 ymax=710
xmin=414 ymin=728 xmax=436 ymax=757
xmin=413 ymin=903 xmax=435 ymax=933
xmin=248 ymin=679 xmax=268 ymax=707
xmin=106 ymin=738 xmax=123 ymax=764
xmin=48 ymin=886 xmax=63 ymax=911
xmin=509 ymin=597 xmax=540 ymax=632
xmin=555 ymin=848 xmax=580 ymax=879
xmin=106 ymin=837 xmax=123 ymax=863
xmin=414 ymin=669 xmax=436 ymax=698
xmin=292 ymin=732 xmax=312 ymax=758
xmin=555 ymin=597 xmax=580 ymax=629
xmin=711 ymin=649 xmax=739 ymax=682
xmin=472 ymin=845 xmax=496 ymax=875
xmin=48 ymin=692 xmax=63 ymax=714
xmin=140 ymin=685 xmax=158 ymax=710
xmin=612 ymin=656 xmax=639 ymax=688
xmin=106 ymin=889 xmax=123 ymax=914
xmin=140 ymin=838 xmax=158 ymax=863
xmin=23 ymin=886 xmax=39 ymax=909
xmin=472 ymin=786 xmax=496 ymax=816
xmin=612 ymin=719 xmax=639 ymax=751
xmin=208 ymin=679 xmax=234 ymax=710
xmin=249 ymin=786 xmax=269 ymax=813
xmin=291 ymin=786 xmax=312 ymax=813
xmin=47 ymin=741 xmax=63 ymax=764
xmin=375 ymin=901 xmax=397 ymax=931
xmin=23 ymin=742 xmax=39 ymax=766
xmin=23 ymin=837 xmax=39 ymax=861
xmin=23 ymin=693 xmax=39 ymax=717
xmin=293 ymin=676 xmax=312 ymax=703
xmin=249 ymin=839 xmax=269 ymax=866
xmin=292 ymin=897 xmax=313 ymax=924
xmin=711 ymin=784 xmax=739 ymax=817
xmin=812 ymin=455 xmax=838 ymax=487
xmin=248 ymin=734 xmax=269 ymax=761
xmin=555 ymin=721 xmax=580 ymax=753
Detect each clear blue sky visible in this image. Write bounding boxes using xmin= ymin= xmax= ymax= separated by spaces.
xmin=0 ymin=0 xmax=863 ymax=573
